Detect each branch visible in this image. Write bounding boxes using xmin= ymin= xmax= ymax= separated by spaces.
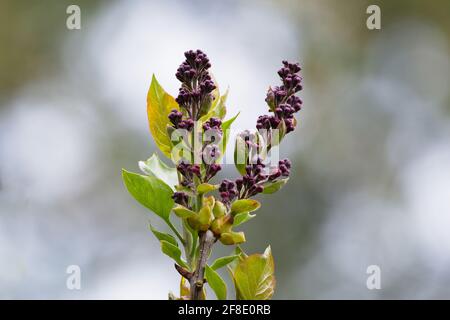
xmin=189 ymin=229 xmax=215 ymax=300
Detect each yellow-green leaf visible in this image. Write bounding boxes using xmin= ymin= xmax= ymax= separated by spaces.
xmin=211 ymin=255 xmax=239 ymax=270
xmin=221 ymin=112 xmax=239 ymax=156
xmin=234 ymin=134 xmax=248 ymax=175
xmin=180 ymin=276 xmax=190 ymax=299
xmin=210 ymin=214 xmax=233 ymax=235
xmin=122 ymin=169 xmax=174 ymax=222
xmin=233 ymin=212 xmax=256 ymax=227
xmin=262 ymin=178 xmax=289 ymax=194
xmin=160 ymin=240 xmax=189 ymax=270
xmin=149 ymin=223 xmax=178 ymax=247
xmin=220 ymin=231 xmax=246 ymax=245
xmin=147 ymin=74 xmax=179 ymax=158
xmin=228 ymin=246 xmax=247 ymax=272
xmin=232 ymin=246 xmax=275 ymax=300
xmin=173 ymin=205 xmax=197 ymax=219
xmin=211 ymin=89 xmax=228 ymax=120
xmin=205 ymin=265 xmax=227 ymax=300
xmin=197 ymin=183 xmax=218 ymax=194
xmin=213 ymin=201 xmax=227 ymax=218
xmin=230 ymin=199 xmax=261 ymax=216
xmin=198 ymin=204 xmax=214 ymax=231
xmin=139 ymin=153 xmax=178 ymax=190
xmin=199 ymin=81 xmax=226 ymax=122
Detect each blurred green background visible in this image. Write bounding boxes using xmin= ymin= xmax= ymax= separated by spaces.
xmin=0 ymin=0 xmax=449 ymax=299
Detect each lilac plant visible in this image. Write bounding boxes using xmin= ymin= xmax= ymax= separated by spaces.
xmin=122 ymin=50 xmax=303 ymax=300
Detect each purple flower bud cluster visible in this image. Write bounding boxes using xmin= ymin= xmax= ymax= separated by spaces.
xmin=166 ymin=54 xmax=300 ymax=211
xmin=231 ymin=158 xmax=292 ymax=200
xmin=202 ymin=117 xmax=222 ymax=132
xmin=177 ymin=161 xmax=201 ymax=187
xmin=176 ymin=50 xmax=211 ymax=83
xmin=168 ymin=109 xmax=194 ymax=131
xmin=205 ymin=163 xmax=221 ymax=182
xmin=201 ymin=117 xmax=223 ymax=181
xmin=234 ymin=158 xmax=266 ymax=198
xmin=255 ymin=114 xmax=280 ymax=131
xmin=219 ymin=179 xmax=238 ymax=204
xmin=175 ymin=49 xmax=216 ymax=120
xmin=172 ymin=191 xmax=189 ymax=207
xmin=268 ymin=159 xmax=291 ymax=181
xmin=257 ymin=61 xmax=303 ymax=134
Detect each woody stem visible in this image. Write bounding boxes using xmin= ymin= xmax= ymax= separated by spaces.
xmin=189 ymin=229 xmax=215 ymax=300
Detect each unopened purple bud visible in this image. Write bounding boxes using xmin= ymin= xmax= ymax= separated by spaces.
xmin=281 ymin=159 xmax=291 ymax=169
xmin=275 ymin=107 xmax=283 ymax=117
xmin=172 ymin=192 xmax=188 ymax=206
xmin=269 ymin=116 xmax=281 ymax=128
xmin=200 ymin=80 xmax=216 ymax=94
xmin=278 ymin=67 xmax=290 ymax=78
xmin=185 ymin=50 xmax=195 ymax=60
xmin=256 ymin=173 xmax=267 ymax=182
xmin=269 ymin=170 xmax=281 ymax=181
xmin=220 ymin=191 xmax=229 ymax=199
xmin=168 ymin=109 xmax=183 ymax=126
xmin=278 ymin=160 xmax=291 ymax=176
xmin=210 ymin=117 xmax=221 ymax=127
xmin=255 ymin=185 xmax=264 ymax=193
xmin=285 ymin=118 xmax=295 ymax=133
xmin=189 ymin=164 xmax=201 ymax=176
xmin=235 ymin=178 xmax=243 ymax=190
xmin=208 ymin=164 xmax=221 ymax=178
xmin=178 ymin=119 xmax=194 ymax=131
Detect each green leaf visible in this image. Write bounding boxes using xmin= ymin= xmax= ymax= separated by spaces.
xmin=211 ymin=255 xmax=239 ymax=270
xmin=122 ymin=169 xmax=174 ymax=222
xmin=234 ymin=134 xmax=247 ymax=175
xmin=147 ymin=75 xmax=179 ymax=158
xmin=211 ymin=89 xmax=228 ymax=119
xmin=233 ymin=212 xmax=256 ymax=227
xmin=232 ymin=246 xmax=275 ymax=300
xmin=230 ymin=199 xmax=261 ymax=216
xmin=180 ymin=276 xmax=190 ymax=299
xmin=197 ymin=196 xmax=215 ymax=231
xmin=219 ymin=231 xmax=246 ymax=245
xmin=200 ymin=87 xmax=227 ymax=122
xmin=213 ymin=201 xmax=227 ymax=218
xmin=173 ymin=205 xmax=197 ymax=219
xmin=197 ymin=183 xmax=218 ymax=194
xmin=210 ymin=74 xmax=221 ymax=106
xmin=262 ymin=178 xmax=289 ymax=194
xmin=221 ymin=112 xmax=239 ymax=157
xmin=205 ymin=265 xmax=227 ymax=300
xmin=217 ymin=91 xmax=228 ymax=119
xmin=235 ymin=245 xmax=248 ymax=258
xmin=149 ymin=223 xmax=178 ymax=247
xmin=228 ymin=246 xmax=247 ymax=272
xmin=188 ymin=196 xmax=216 ymax=231
xmin=160 ymin=240 xmax=189 ymax=270
xmin=139 ymin=153 xmax=178 ymax=190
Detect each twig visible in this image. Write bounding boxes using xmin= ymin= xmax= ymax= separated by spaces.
xmin=189 ymin=230 xmax=215 ymax=300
